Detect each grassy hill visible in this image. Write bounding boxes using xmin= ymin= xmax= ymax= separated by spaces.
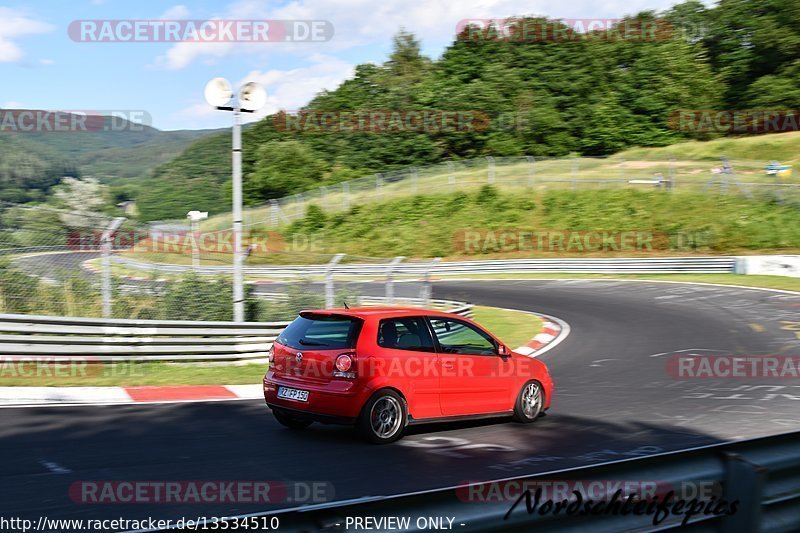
xmin=121 ymin=181 xmax=800 ymax=266
xmin=190 ymin=131 xmax=800 ymax=233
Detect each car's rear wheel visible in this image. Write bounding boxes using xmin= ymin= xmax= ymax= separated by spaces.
xmin=357 ymin=390 xmax=406 ymax=444
xmin=513 ymin=381 xmax=544 ymax=423
xmin=272 ymin=409 xmax=313 ymax=429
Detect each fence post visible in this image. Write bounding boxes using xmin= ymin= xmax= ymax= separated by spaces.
xmin=100 ymin=217 xmax=126 ymax=318
xmin=447 ymin=161 xmax=455 ymax=187
xmin=324 ymin=253 xmax=346 ymax=308
xmin=420 ymin=257 xmax=441 ymax=305
xmin=668 ymin=157 xmax=676 ymax=191
xmin=385 ymin=256 xmax=405 ymax=304
xmin=269 ymin=199 xmax=279 ymax=228
xmin=722 ymin=452 xmax=767 ymax=532
xmin=486 ymin=156 xmax=496 ymax=184
xmin=319 ymin=185 xmax=327 ymax=207
xmin=342 ymin=181 xmax=350 ymax=211
xmin=526 ymin=156 xmax=535 ymax=187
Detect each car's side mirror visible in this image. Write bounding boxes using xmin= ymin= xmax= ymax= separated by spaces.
xmin=497 ymin=344 xmax=510 ymax=358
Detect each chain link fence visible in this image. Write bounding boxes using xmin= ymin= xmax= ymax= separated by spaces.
xmin=190 ymin=155 xmax=800 ymax=231
xmin=0 ymin=203 xmax=437 ymax=320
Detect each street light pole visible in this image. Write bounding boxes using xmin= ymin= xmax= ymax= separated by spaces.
xmin=232 ymin=107 xmax=244 ymax=322
xmin=204 ymin=78 xmax=266 ymax=323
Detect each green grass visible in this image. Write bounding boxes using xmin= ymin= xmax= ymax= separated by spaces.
xmin=123 ymin=186 xmax=800 ymax=266
xmin=0 ymin=362 xmax=266 ymax=387
xmin=470 ymin=305 xmax=544 ymax=348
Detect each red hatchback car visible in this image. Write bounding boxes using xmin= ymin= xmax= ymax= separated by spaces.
xmin=263 ymin=307 xmax=553 ymax=443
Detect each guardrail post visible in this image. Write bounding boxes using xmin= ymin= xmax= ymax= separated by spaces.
xmin=526 ymin=156 xmax=535 ymax=187
xmin=722 ymin=452 xmax=767 ymax=532
xmin=376 ymin=174 xmax=383 ymax=199
xmin=411 ymin=167 xmax=418 ymax=194
xmin=342 ymin=181 xmax=350 ymax=211
xmin=324 ymin=254 xmax=346 ymax=308
xmin=486 ymin=156 xmax=496 ymax=184
xmin=385 ymin=256 xmax=405 ymax=304
xmin=100 ymin=217 xmax=126 ymax=318
xmin=420 ymin=257 xmax=441 ymax=305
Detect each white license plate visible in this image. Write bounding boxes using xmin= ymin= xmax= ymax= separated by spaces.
xmin=277 ymin=387 xmax=309 ymax=402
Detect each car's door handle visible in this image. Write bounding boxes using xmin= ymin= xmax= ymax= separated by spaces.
xmin=441 ymin=361 xmax=454 ymax=369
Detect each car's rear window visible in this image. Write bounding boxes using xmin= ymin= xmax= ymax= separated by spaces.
xmin=277 ymin=314 xmax=362 ymax=350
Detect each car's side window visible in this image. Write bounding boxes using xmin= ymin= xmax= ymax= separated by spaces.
xmin=377 ymin=317 xmax=436 ymax=352
xmin=429 ymin=317 xmax=497 ymax=356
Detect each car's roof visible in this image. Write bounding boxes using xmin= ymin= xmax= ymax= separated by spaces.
xmin=300 ymin=307 xmax=464 ymax=320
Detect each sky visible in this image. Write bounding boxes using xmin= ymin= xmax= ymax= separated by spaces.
xmin=0 ymin=0 xmax=697 ymax=131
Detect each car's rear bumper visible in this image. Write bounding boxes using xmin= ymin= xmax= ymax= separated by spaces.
xmin=266 ymin=402 xmax=357 ymax=425
xmin=263 ymin=373 xmax=366 ymax=420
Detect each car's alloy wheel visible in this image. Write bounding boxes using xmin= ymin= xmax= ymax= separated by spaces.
xmin=514 ymin=381 xmax=543 ymax=423
xmin=358 ymin=390 xmax=406 ymax=443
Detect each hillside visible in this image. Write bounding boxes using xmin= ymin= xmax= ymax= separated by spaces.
xmin=134 ymin=1 xmax=800 ymax=221
xmin=185 ymin=131 xmax=798 ymax=233
xmin=0 ymin=112 xmax=221 ymax=202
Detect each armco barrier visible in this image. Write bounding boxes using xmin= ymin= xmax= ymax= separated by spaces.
xmin=0 ymin=301 xmax=471 ymax=363
xmin=220 ymin=430 xmax=800 ymax=533
xmin=113 ymin=256 xmax=738 ymax=277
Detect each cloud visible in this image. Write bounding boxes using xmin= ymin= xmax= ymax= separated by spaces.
xmin=159 ymin=5 xmax=191 ymax=20
xmin=0 ymin=8 xmax=54 ymax=63
xmin=154 ymin=0 xmax=685 ymax=70
xmin=237 ymin=54 xmax=356 ymax=120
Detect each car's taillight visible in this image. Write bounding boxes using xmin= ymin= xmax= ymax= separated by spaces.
xmin=268 ymin=344 xmax=275 ymax=364
xmin=333 ymin=353 xmax=356 ymax=379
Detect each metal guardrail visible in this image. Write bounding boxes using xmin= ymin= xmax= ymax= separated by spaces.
xmin=113 ymin=256 xmax=737 ymax=277
xmin=0 ymin=301 xmax=472 ymax=363
xmin=234 ymin=430 xmax=800 ymax=533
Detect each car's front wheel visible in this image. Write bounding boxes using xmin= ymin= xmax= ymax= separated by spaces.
xmin=272 ymin=409 xmax=313 ymax=429
xmin=513 ymin=380 xmax=544 ymax=423
xmin=357 ymin=389 xmax=407 ymax=444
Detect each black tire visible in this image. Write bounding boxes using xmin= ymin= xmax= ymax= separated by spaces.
xmin=273 ymin=409 xmax=313 ymax=429
xmin=357 ymin=389 xmax=407 ymax=444
xmin=513 ymin=380 xmax=544 ymax=423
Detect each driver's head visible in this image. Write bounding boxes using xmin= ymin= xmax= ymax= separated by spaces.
xmin=380 ymin=321 xmax=398 ymax=347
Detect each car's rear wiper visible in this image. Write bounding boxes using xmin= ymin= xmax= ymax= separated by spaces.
xmin=298 ymin=339 xmax=330 ymax=346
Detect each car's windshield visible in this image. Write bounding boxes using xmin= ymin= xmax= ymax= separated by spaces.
xmin=277 ymin=314 xmax=362 ymax=350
